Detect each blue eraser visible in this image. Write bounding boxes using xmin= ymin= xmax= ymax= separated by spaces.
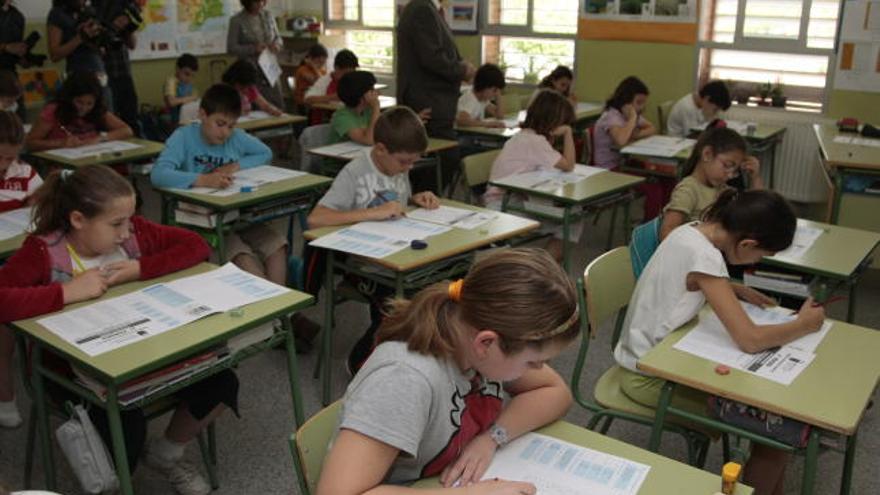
xmin=411 ymin=239 xmax=428 ymax=250
xmin=240 ymin=186 xmax=254 ymax=193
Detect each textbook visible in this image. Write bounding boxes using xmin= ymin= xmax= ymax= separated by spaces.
xmin=174 ymin=205 xmax=239 ymax=228
xmin=744 ymin=268 xmax=814 ymax=298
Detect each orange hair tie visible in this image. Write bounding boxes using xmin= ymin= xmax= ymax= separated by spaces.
xmin=448 ymin=279 xmax=464 ymax=302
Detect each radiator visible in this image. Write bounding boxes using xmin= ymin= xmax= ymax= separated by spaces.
xmin=724 ymin=106 xmax=834 ymax=203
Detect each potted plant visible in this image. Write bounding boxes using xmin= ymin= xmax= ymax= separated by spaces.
xmin=770 ymin=82 xmax=787 ymax=108
xmin=730 ymin=81 xmax=751 ymax=105
xmin=757 ymin=82 xmax=772 ymax=106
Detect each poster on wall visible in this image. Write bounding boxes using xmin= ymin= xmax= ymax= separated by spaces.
xmin=583 ymin=0 xmax=696 ymax=22
xmin=129 ymin=0 xmax=235 ymax=60
xmin=444 ymin=0 xmax=479 ymax=33
xmin=20 ymin=69 xmax=62 ymax=105
xmin=834 ymin=0 xmax=880 ymax=92
xmin=130 ymin=0 xmax=178 ymax=60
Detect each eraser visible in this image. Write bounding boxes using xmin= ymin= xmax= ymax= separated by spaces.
xmin=240 ymin=186 xmax=254 ymax=193
xmin=411 ymin=239 xmax=428 ymax=250
xmin=715 ymin=364 xmax=731 ymax=375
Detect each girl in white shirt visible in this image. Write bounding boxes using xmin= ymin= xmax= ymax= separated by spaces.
xmin=615 ymin=189 xmax=825 ymax=495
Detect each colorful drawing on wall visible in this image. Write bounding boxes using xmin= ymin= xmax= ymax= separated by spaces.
xmin=20 ymin=69 xmax=62 ymax=105
xmin=445 ymin=0 xmax=479 ymax=33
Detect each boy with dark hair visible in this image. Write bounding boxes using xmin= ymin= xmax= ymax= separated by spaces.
xmin=165 ymin=53 xmax=200 ymax=124
xmin=304 ymin=48 xmax=359 ymax=106
xmin=667 ymin=80 xmax=732 ymax=137
xmin=329 ymin=70 xmax=379 ymax=145
xmin=456 ymin=63 xmax=506 ymax=128
xmin=308 ymin=106 xmax=439 ymax=372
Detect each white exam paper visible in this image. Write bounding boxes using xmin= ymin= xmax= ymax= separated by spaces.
xmin=0 ymin=207 xmax=31 ymax=241
xmin=44 ymin=140 xmax=143 ymax=160
xmin=308 ymin=218 xmax=451 ymax=259
xmin=309 ymin=141 xmax=370 ymax=159
xmin=482 ymin=433 xmax=650 ymax=495
xmin=772 ymin=220 xmax=825 ymax=260
xmin=497 ymin=164 xmax=607 ymax=192
xmin=237 ymin=110 xmax=273 ymax=122
xmin=621 ymin=136 xmax=696 ymax=157
xmin=406 ymin=205 xmax=497 ymax=230
xmin=183 ymin=165 xmax=305 ymax=197
xmin=257 ymin=49 xmax=282 ymax=86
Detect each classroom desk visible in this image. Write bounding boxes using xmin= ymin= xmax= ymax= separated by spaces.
xmin=638 ymin=308 xmax=880 ymax=495
xmin=310 ymin=95 xmax=397 ymax=112
xmin=29 ymin=138 xmax=165 ymax=171
xmin=573 ymin=101 xmax=604 ymax=123
xmin=456 ymin=101 xmax=604 ymax=143
xmin=235 ymin=113 xmax=307 ymax=139
xmin=158 ymin=172 xmax=332 ymax=262
xmin=304 ymin=200 xmax=539 ymax=404
xmin=11 ymin=263 xmax=315 ymax=495
xmin=307 ymin=138 xmax=459 ymax=193
xmin=489 ymin=169 xmax=645 ymax=273
xmin=0 ymin=233 xmax=25 ymax=261
xmin=413 ymin=421 xmax=754 ymax=494
xmin=814 ymin=123 xmax=880 ymax=224
xmin=759 ymin=219 xmax=880 ymax=322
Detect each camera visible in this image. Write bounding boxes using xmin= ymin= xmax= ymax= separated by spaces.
xmin=78 ymin=1 xmax=143 ymax=51
xmin=17 ymin=31 xmax=47 ymax=68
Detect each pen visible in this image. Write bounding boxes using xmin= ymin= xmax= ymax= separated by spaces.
xmin=790 ymin=296 xmax=846 ymax=315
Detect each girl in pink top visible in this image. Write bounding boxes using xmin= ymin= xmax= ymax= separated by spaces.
xmin=484 ymin=89 xmax=576 ymax=261
xmin=593 ymin=76 xmax=656 ymax=169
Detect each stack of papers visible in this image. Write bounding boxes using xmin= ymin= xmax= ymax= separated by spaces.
xmin=184 ymin=165 xmax=306 ymax=197
xmin=832 ymin=135 xmax=880 ymax=147
xmin=498 ymin=164 xmax=608 ymax=192
xmin=482 ymin=433 xmax=650 ymax=495
xmin=44 ymin=140 xmax=143 ymax=160
xmin=621 ymin=136 xmax=695 ymax=157
xmin=309 ymin=141 xmax=369 ymax=159
xmin=0 ymin=207 xmax=31 ymax=241
xmin=309 ymin=218 xmax=450 ymax=259
xmin=772 ymin=220 xmax=825 ymax=260
xmin=406 ymin=205 xmax=496 ymax=230
xmin=673 ymin=302 xmax=833 ymax=385
xmin=37 ymin=263 xmax=290 ymax=356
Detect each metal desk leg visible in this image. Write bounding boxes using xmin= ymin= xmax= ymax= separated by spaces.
xmin=800 ymin=429 xmax=820 ymax=495
xmin=840 ymin=432 xmax=857 ymax=495
xmin=562 ymin=206 xmax=571 ymax=274
xmin=648 ymin=381 xmax=675 ymax=452
xmin=846 ymin=281 xmax=857 ymax=324
xmin=831 ymin=173 xmax=844 ymax=224
xmin=31 ymin=344 xmax=56 ymax=490
xmin=395 ymin=274 xmax=405 ymax=299
xmin=105 ymin=386 xmax=134 ymax=495
xmin=215 ymin=220 xmax=227 ymax=264
xmin=767 ymin=140 xmax=778 ymax=190
xmin=321 ymin=250 xmax=335 ymax=406
xmin=282 ymin=316 xmax=305 ymax=427
xmin=501 ymin=190 xmax=511 ymax=212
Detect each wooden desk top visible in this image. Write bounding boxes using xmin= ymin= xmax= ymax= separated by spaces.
xmin=814 ymin=123 xmax=880 ymax=171
xmin=31 ymin=138 xmax=165 ymax=169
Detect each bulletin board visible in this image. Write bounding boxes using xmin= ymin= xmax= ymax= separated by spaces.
xmin=578 ymin=0 xmax=698 ymax=45
xmin=834 ymin=0 xmax=880 ymax=92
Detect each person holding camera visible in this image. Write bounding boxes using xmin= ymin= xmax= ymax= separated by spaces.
xmin=91 ymin=0 xmax=139 ymax=134
xmin=47 ymin=0 xmax=108 ymax=100
xmin=0 ymin=1 xmax=25 ymax=120
xmin=227 ymin=0 xmax=284 ymax=109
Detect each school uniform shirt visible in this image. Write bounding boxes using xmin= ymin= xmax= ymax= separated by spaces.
xmin=614 ymin=223 xmax=728 ymax=373
xmin=317 ymin=149 xmax=411 ymax=211
xmin=483 ymin=129 xmax=561 ymax=204
xmin=150 ymin=123 xmax=272 ymax=189
xmin=40 ymin=103 xmax=100 ymax=141
xmin=329 ymin=106 xmax=373 ymax=144
xmin=0 ymin=161 xmax=42 ymax=212
xmin=593 ymin=107 xmax=649 ymax=170
xmin=457 ymin=89 xmax=489 ymax=120
xmin=663 ymin=176 xmax=728 ymax=222
xmin=164 ymin=75 xmax=198 ymax=124
xmin=337 ymin=341 xmax=504 ymax=483
xmin=0 ymin=216 xmax=210 ymax=322
xmin=667 ymin=93 xmax=707 ymax=137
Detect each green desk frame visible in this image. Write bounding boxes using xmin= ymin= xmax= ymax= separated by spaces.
xmin=814 ymin=124 xmax=880 ymax=225
xmin=29 ymin=138 xmax=165 ymax=171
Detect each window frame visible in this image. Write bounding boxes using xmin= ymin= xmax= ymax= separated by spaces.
xmin=697 ymin=0 xmax=844 ymax=109
xmin=323 ymin=0 xmax=396 ymax=75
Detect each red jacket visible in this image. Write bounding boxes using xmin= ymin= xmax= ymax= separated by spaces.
xmin=0 ymin=216 xmax=211 ymax=323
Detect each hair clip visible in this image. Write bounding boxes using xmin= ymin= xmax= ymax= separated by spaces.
xmin=447 ymin=279 xmax=464 ymax=302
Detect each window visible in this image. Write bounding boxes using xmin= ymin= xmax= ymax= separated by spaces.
xmin=699 ymin=0 xmax=842 ymax=108
xmin=325 ymin=0 xmax=394 ymax=74
xmin=482 ymin=0 xmax=579 ymax=83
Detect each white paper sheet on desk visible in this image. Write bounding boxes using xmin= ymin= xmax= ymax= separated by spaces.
xmin=310 ymin=141 xmax=370 ymax=159
xmin=500 ymin=165 xmax=607 ymax=192
xmin=406 ymin=205 xmax=496 ymax=230
xmin=44 ymin=140 xmax=143 ymax=160
xmin=37 ymin=263 xmax=289 ymax=356
xmin=673 ymin=303 xmax=832 ymax=385
xmin=0 ymin=207 xmax=31 ymax=241
xmin=309 ymin=218 xmax=450 ymax=259
xmin=481 ymin=433 xmax=650 ymax=495
xmin=575 ymin=102 xmax=602 ymax=114
xmin=772 ymin=220 xmax=825 ymax=261
xmin=237 ymin=110 xmax=273 ymax=122
xmin=621 ymin=136 xmax=695 ymax=157
xmin=183 ymin=165 xmax=305 ymax=197
xmin=257 ymin=49 xmax=282 ymax=88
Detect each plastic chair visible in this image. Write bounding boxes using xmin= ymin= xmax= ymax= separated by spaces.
xmin=570 ymin=246 xmax=715 ymax=467
xmin=289 ymin=401 xmax=342 ymax=495
xmin=657 ymin=100 xmax=675 ymax=135
xmin=458 ymin=149 xmax=501 ymax=205
xmin=298 ymin=124 xmax=334 ymax=174
xmin=629 ymin=217 xmax=661 ymax=280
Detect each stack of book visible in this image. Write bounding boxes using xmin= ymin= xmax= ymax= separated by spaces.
xmin=174 ymin=202 xmax=239 ymax=228
xmin=744 ymin=268 xmax=814 ymax=298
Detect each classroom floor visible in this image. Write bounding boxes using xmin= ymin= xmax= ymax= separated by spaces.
xmin=1 ymin=184 xmax=877 ymax=494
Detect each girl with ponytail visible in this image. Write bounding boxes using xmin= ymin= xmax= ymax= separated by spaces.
xmin=318 ymin=248 xmax=579 ymax=495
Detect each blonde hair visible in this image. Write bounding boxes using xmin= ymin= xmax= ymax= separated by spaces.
xmin=376 ymin=248 xmax=578 ymax=358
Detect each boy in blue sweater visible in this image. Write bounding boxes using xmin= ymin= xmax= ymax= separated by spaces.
xmin=151 ymin=83 xmax=288 ymax=290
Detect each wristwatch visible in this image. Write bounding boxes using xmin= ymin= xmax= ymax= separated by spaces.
xmin=488 ymin=423 xmax=509 ymax=447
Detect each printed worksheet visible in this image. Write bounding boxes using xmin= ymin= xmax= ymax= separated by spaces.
xmin=481 ymin=433 xmax=650 ymax=495
xmin=772 ymin=220 xmax=825 ymax=260
xmin=309 ymin=218 xmax=451 ymax=259
xmin=37 ymin=264 xmax=289 ymax=356
xmin=0 ymin=207 xmax=31 ymax=241
xmin=44 ymin=140 xmax=143 ymax=160
xmin=621 ymin=136 xmax=695 ymax=157
xmin=237 ymin=110 xmax=273 ymax=122
xmin=497 ymin=164 xmax=608 ymax=192
xmin=309 ymin=141 xmax=370 ymax=159
xmin=183 ymin=165 xmax=305 ymax=196
xmin=406 ymin=205 xmax=497 ymax=230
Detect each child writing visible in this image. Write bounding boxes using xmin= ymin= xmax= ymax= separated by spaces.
xmin=0 ymin=165 xmax=235 ymax=495
xmin=614 ymin=189 xmax=825 ymax=495
xmin=0 ymin=111 xmax=40 ymax=213
xmin=660 ymin=127 xmax=763 ymax=240
xmin=456 ymin=63 xmax=506 ymax=129
xmin=329 ymin=70 xmax=379 ymax=145
xmin=531 ymin=65 xmax=577 ymax=108
xmin=308 ymin=106 xmax=440 ymax=373
xmin=666 ymin=80 xmax=731 ymax=137
xmin=25 ymin=71 xmax=133 ymax=151
xmin=317 ymin=248 xmax=578 ymax=494
xmin=593 ymin=75 xmax=655 ymax=170
xmin=483 ymin=89 xmax=576 ymax=261
xmin=221 ymin=60 xmax=283 ymax=117
xmin=165 ymin=53 xmax=200 ymax=125
xmin=293 ymin=43 xmax=328 ymax=108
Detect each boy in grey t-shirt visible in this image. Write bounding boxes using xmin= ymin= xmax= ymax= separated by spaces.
xmin=307 ymin=107 xmax=441 ymax=372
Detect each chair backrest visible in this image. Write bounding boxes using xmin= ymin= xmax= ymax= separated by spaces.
xmin=179 ymin=100 xmax=201 ymax=125
xmin=657 ymin=100 xmax=675 ymax=135
xmin=629 ymin=217 xmax=661 ymax=280
xmin=584 ymin=126 xmax=596 ymax=166
xmin=583 ymin=246 xmax=635 ymax=346
xmin=299 ymin=124 xmax=335 ymax=173
xmin=461 ymin=149 xmax=501 ymax=190
xmin=290 ymin=401 xmax=342 ymax=495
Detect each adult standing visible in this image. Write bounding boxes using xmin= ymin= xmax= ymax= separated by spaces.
xmin=397 ymin=0 xmax=475 ymax=193
xmin=0 ymin=0 xmax=27 ymax=120
xmin=93 ymin=0 xmax=139 ymax=134
xmin=227 ymin=0 xmax=284 ymax=109
xmin=47 ymin=0 xmax=110 ymax=103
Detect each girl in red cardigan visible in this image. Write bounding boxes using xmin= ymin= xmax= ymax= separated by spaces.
xmin=0 ymin=165 xmax=233 ymax=495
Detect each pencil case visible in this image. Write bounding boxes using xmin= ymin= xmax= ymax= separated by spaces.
xmin=708 ymin=396 xmax=811 ymax=448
